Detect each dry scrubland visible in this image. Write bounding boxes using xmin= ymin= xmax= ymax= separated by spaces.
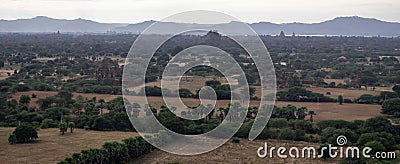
xmin=0 ymin=127 xmax=341 ymax=164
xmin=12 ymin=90 xmax=384 ymax=122
xmin=0 ymin=128 xmax=137 ymax=164
xmin=131 ymin=139 xmax=338 ymax=164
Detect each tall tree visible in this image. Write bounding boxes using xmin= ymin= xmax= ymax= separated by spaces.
xmin=308 ymin=110 xmax=316 ymax=122
xmin=338 ymin=95 xmax=343 ymax=105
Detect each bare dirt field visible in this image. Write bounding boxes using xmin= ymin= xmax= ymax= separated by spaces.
xmin=0 ymin=69 xmax=14 ymax=80
xmin=0 ymin=128 xmax=137 ymax=164
xmin=131 ymin=139 xmax=338 ymax=164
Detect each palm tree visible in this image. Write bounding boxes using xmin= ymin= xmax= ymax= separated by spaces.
xmin=308 ymin=110 xmax=316 ymax=122
xmin=296 ymin=107 xmax=308 ymax=120
xmin=68 ymin=122 xmax=75 ymax=133
xmin=170 ymin=106 xmax=177 ymax=113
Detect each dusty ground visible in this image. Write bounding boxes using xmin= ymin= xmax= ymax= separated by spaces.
xmin=0 ymin=69 xmax=14 ymax=80
xmin=0 ymin=128 xmax=138 ymax=164
xmin=131 ymin=139 xmax=338 ymax=164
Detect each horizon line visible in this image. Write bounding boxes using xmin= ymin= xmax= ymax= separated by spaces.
xmin=1 ymin=15 xmax=399 ymax=25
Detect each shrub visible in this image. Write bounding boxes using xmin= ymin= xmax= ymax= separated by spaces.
xmin=8 ymin=134 xmax=16 ymax=144
xmin=231 ymin=137 xmax=240 ymax=143
xmin=268 ymin=118 xmax=289 ymax=128
xmin=12 ymin=125 xmax=38 ymax=143
xmin=84 ymin=125 xmax=90 ymax=130
xmin=278 ymin=129 xmax=296 ymax=140
xmin=41 ymin=119 xmax=58 ymax=129
xmin=381 ymin=98 xmax=400 ymax=117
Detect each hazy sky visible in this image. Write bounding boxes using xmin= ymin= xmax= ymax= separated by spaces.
xmin=0 ymin=0 xmax=399 ymax=23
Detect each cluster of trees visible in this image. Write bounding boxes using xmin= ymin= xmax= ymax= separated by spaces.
xmin=272 ymin=105 xmax=316 ymax=122
xmin=8 ymin=124 xmax=38 ymax=144
xmin=236 ymin=116 xmax=399 ymax=162
xmin=140 ymin=80 xmax=254 ymax=100
xmin=59 ymin=132 xmax=171 ymax=164
xmin=355 ymin=86 xmax=400 ymax=104
xmin=276 ymin=87 xmax=336 ymax=102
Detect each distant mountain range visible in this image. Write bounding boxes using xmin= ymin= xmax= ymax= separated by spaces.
xmin=0 ymin=16 xmax=399 ymax=36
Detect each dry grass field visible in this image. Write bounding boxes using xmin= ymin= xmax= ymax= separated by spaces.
xmin=0 ymin=127 xmax=343 ymax=164
xmin=0 ymin=128 xmax=138 ymax=164
xmin=131 ymin=139 xmax=338 ymax=164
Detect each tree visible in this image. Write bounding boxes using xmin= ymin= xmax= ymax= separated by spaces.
xmin=12 ymin=125 xmax=38 ymax=143
xmin=8 ymin=134 xmax=16 ymax=144
xmin=106 ymin=97 xmax=125 ymax=113
xmin=392 ymin=85 xmax=400 ymax=96
xmin=308 ymin=110 xmax=316 ymax=122
xmin=19 ymin=95 xmax=31 ymax=105
xmin=68 ymin=122 xmax=75 ymax=133
xmin=338 ymin=95 xmax=343 ymax=105
xmin=364 ymin=141 xmax=386 ymax=155
xmin=381 ymin=98 xmax=400 ymax=117
xmin=296 ymin=107 xmax=308 ymax=120
xmin=59 ymin=122 xmax=67 ymax=135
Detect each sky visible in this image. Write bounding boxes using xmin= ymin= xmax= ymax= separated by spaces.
xmin=0 ymin=0 xmax=399 ymax=23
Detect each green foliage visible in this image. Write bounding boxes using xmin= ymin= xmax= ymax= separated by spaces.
xmin=41 ymin=119 xmax=58 ymax=129
xmin=44 ymin=107 xmax=70 ymax=120
xmin=381 ymin=98 xmax=400 ymax=117
xmin=68 ymin=122 xmax=75 ymax=133
xmin=19 ymin=95 xmax=31 ymax=104
xmin=8 ymin=133 xmax=16 ymax=144
xmin=321 ymin=128 xmax=358 ymax=145
xmin=276 ymin=87 xmax=336 ymax=102
xmin=106 ymin=97 xmax=125 ymax=112
xmin=268 ymin=118 xmax=289 ymax=128
xmin=364 ymin=141 xmax=386 ymax=156
xmin=12 ymin=84 xmax=31 ymax=92
xmin=393 ymin=85 xmax=400 ymax=96
xmin=231 ymin=137 xmax=240 ymax=143
xmin=60 ymin=135 xmax=159 ymax=164
xmin=12 ymin=125 xmax=38 ymax=143
xmin=92 ymin=117 xmax=114 ymax=131
xmin=357 ymin=132 xmax=396 ymax=150
xmin=356 ymin=94 xmax=379 ymax=104
xmin=59 ymin=122 xmax=67 ymax=135
xmin=317 ymin=120 xmax=351 ymax=130
xmin=278 ymin=128 xmax=296 ymax=140
xmin=338 ymin=95 xmax=343 ymax=105
xmin=102 ymin=142 xmax=129 ymax=163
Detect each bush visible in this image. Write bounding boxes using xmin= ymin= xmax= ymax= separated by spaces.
xmin=60 ymin=135 xmax=156 ymax=164
xmin=231 ymin=137 xmax=240 ymax=143
xmin=8 ymin=134 xmax=16 ymax=144
xmin=357 ymin=132 xmax=396 ymax=150
xmin=268 ymin=118 xmax=289 ymax=128
xmin=84 ymin=125 xmax=90 ymax=130
xmin=278 ymin=129 xmax=296 ymax=140
xmin=12 ymin=125 xmax=38 ymax=143
xmin=381 ymin=98 xmax=400 ymax=117
xmin=41 ymin=119 xmax=58 ymax=129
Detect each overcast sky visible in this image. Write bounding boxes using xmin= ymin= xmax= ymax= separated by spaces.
xmin=0 ymin=0 xmax=399 ymax=23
